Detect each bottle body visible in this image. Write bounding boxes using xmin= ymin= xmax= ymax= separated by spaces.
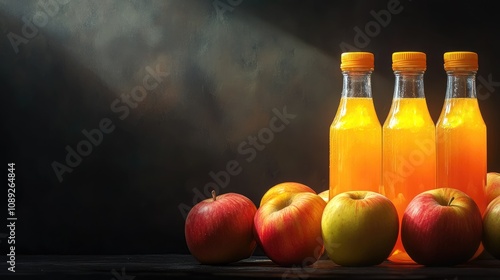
xmin=436 ymin=52 xmax=487 ymax=261
xmin=382 ymin=53 xmax=436 ymax=264
xmin=436 ymin=97 xmax=487 ymax=214
xmin=329 ymin=52 xmax=382 ymax=200
xmin=382 ymin=97 xmax=436 ymax=263
xmin=329 ymin=97 xmax=382 ymax=198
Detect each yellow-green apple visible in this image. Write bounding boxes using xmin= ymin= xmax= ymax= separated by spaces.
xmin=259 ymin=182 xmax=316 ymax=207
xmin=184 ymin=190 xmax=257 ymax=264
xmin=319 ymin=190 xmax=329 ymax=203
xmin=483 ymin=196 xmax=500 ymax=259
xmin=321 ymin=191 xmax=399 ymax=266
xmin=485 ymin=172 xmax=500 ymax=205
xmin=254 ymin=192 xmax=326 ymax=266
xmin=401 ymin=187 xmax=483 ymax=266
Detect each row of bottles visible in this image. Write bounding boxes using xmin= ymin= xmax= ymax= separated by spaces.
xmin=328 ymin=51 xmax=487 ymax=264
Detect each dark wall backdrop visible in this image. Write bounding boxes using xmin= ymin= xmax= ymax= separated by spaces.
xmin=2 ymin=0 xmax=500 ymax=255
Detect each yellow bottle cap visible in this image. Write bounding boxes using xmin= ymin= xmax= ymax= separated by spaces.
xmin=444 ymin=51 xmax=478 ymax=71
xmin=340 ymin=52 xmax=374 ymax=71
xmin=392 ymin=51 xmax=426 ymax=71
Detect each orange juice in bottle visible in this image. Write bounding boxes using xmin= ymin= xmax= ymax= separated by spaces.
xmin=329 ymin=52 xmax=382 ymax=200
xmin=436 ymin=51 xmax=487 ymax=259
xmin=436 ymin=51 xmax=487 ymax=214
xmin=382 ymin=52 xmax=436 ymax=264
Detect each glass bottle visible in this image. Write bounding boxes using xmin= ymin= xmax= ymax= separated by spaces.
xmin=382 ymin=51 xmax=436 ymax=264
xmin=436 ymin=51 xmax=487 ymax=214
xmin=436 ymin=51 xmax=487 ymax=260
xmin=329 ymin=52 xmax=382 ymax=200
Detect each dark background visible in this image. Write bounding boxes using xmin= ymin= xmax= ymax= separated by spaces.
xmin=1 ymin=0 xmax=499 ymax=256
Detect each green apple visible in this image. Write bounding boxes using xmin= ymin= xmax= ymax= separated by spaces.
xmin=483 ymin=196 xmax=500 ymax=259
xmin=321 ymin=191 xmax=399 ymax=266
xmin=319 ymin=190 xmax=329 ymax=203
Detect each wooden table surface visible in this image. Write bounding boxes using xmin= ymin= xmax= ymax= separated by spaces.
xmin=1 ymin=254 xmax=500 ymax=279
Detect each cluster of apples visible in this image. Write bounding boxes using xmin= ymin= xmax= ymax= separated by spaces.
xmin=184 ymin=172 xmax=500 ymax=266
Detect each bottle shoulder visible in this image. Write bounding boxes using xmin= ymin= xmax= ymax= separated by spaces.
xmin=383 ymin=98 xmax=435 ymax=129
xmin=331 ymin=97 xmax=381 ymax=129
xmin=436 ymin=98 xmax=486 ymax=128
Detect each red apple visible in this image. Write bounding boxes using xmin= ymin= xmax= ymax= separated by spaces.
xmin=401 ymin=187 xmax=483 ymax=266
xmin=254 ymin=192 xmax=326 ymax=266
xmin=259 ymin=182 xmax=316 ymax=207
xmin=184 ymin=190 xmax=257 ymax=264
xmin=321 ymin=191 xmax=399 ymax=266
xmin=483 ymin=196 xmax=500 ymax=259
xmin=485 ymin=172 xmax=500 ymax=205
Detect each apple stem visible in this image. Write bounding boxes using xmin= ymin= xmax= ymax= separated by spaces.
xmin=212 ymin=190 xmax=216 ymax=201
xmin=448 ymin=196 xmax=455 ymax=206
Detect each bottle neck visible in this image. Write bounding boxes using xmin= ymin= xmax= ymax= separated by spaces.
xmin=342 ymin=71 xmax=373 ymax=98
xmin=445 ymin=71 xmax=477 ymax=99
xmin=393 ymin=71 xmax=425 ymax=98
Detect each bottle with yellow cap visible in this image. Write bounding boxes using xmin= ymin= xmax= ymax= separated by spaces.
xmin=329 ymin=52 xmax=382 ymax=200
xmin=382 ymin=51 xmax=436 ymax=264
xmin=436 ymin=52 xmax=487 ymax=214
